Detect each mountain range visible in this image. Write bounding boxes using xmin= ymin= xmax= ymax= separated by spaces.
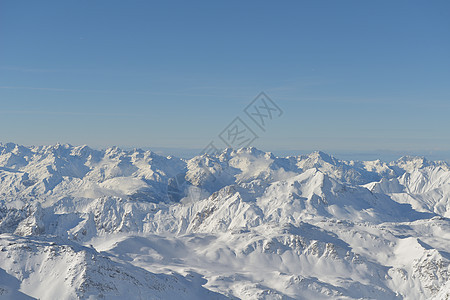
xmin=0 ymin=143 xmax=449 ymax=299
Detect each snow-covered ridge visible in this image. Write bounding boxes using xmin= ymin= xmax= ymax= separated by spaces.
xmin=0 ymin=143 xmax=449 ymax=299
xmin=1 ymin=142 xmax=448 ymax=204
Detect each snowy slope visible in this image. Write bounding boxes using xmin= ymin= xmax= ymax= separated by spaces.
xmin=0 ymin=234 xmax=226 ymax=299
xmin=0 ymin=143 xmax=449 ymax=299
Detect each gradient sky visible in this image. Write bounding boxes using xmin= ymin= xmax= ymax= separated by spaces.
xmin=1 ymin=1 xmax=449 ymax=159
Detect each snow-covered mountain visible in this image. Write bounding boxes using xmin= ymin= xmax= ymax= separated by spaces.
xmin=0 ymin=143 xmax=449 ymax=299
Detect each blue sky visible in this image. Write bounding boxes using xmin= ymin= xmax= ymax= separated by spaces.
xmin=1 ymin=1 xmax=449 ymax=160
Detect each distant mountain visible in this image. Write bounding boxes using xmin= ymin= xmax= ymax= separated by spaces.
xmin=0 ymin=143 xmax=449 ymax=299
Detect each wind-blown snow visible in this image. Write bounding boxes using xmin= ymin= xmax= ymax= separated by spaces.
xmin=0 ymin=143 xmax=449 ymax=299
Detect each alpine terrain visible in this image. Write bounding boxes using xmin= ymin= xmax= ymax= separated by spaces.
xmin=0 ymin=143 xmax=449 ymax=299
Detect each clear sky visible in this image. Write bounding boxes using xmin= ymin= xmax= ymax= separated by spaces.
xmin=1 ymin=1 xmax=449 ymax=160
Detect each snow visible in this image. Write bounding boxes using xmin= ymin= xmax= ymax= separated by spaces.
xmin=0 ymin=143 xmax=449 ymax=299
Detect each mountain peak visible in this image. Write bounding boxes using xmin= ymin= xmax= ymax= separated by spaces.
xmin=308 ymin=151 xmax=336 ymax=163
